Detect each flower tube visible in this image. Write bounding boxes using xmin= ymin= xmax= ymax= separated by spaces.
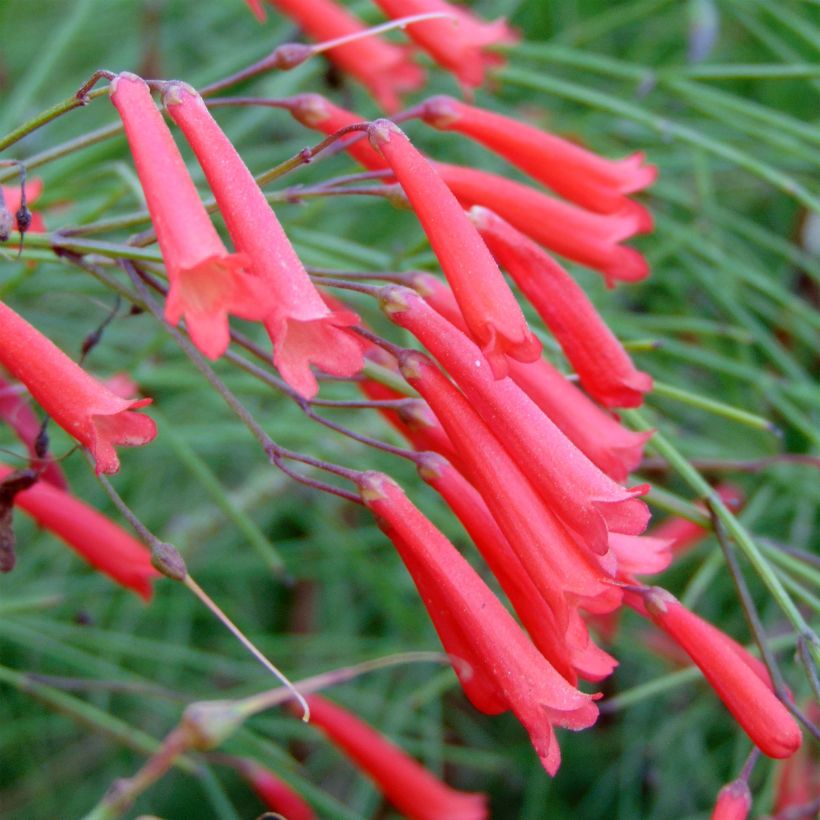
xmin=0 ymin=463 xmax=157 ymax=598
xmin=164 ymin=83 xmax=364 ymax=399
xmin=110 ymin=72 xmax=273 ymax=360
xmin=255 ymin=0 xmax=424 ymax=112
xmin=419 ymin=95 xmax=656 ymax=214
xmin=0 ymin=302 xmax=156 ymax=475
xmin=236 ymin=760 xmax=314 ymax=820
xmin=710 ymin=779 xmax=752 ymax=820
xmin=359 ymin=472 xmax=599 ymax=775
xmin=369 ymin=120 xmax=541 ymax=378
xmin=300 ymin=694 xmax=487 ymax=819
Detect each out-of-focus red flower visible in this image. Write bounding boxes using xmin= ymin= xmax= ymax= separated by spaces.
xmin=110 ymin=72 xmax=273 ymax=361
xmin=419 ymin=95 xmax=656 ymax=214
xmin=372 ymin=0 xmax=517 ymax=88
xmin=298 ymin=694 xmax=487 ymax=819
xmin=414 ymin=272 xmax=652 ymax=480
xmin=381 ymin=286 xmax=650 ymax=556
xmin=0 ymin=374 xmax=67 ymax=489
xmin=470 ymin=207 xmax=653 ymax=407
xmin=0 ymin=302 xmax=156 ymax=475
xmin=252 ymin=0 xmax=425 ymax=112
xmin=369 ymin=120 xmax=541 ymax=378
xmin=631 ymin=587 xmax=802 ymax=759
xmin=164 ymin=83 xmax=364 ymax=399
xmin=710 ymin=779 xmax=752 ymax=820
xmin=237 ymin=759 xmax=314 ymax=820
xmin=772 ymin=703 xmax=820 ymax=814
xmin=358 ymin=471 xmax=599 ymax=775
xmin=1 ymin=178 xmax=47 ymax=232
xmin=0 ymin=463 xmax=157 ymax=598
xmin=608 ymin=533 xmax=673 ymax=577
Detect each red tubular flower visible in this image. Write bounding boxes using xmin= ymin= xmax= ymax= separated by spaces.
xmin=257 ymin=0 xmax=424 ymax=112
xmin=630 ymin=587 xmax=802 ymax=759
xmin=372 ymin=0 xmax=516 ymax=88
xmin=470 ymin=207 xmax=653 ymax=407
xmin=608 ymin=533 xmax=672 ymax=576
xmin=300 ymin=694 xmax=486 ymax=819
xmin=381 ymin=286 xmax=650 ymax=555
xmin=418 ymin=453 xmax=617 ymax=684
xmin=110 ymin=73 xmax=273 ymax=361
xmin=237 ymin=760 xmax=314 ymax=820
xmin=397 ymin=346 xmax=621 ymax=623
xmin=0 ymin=302 xmax=156 ymax=475
xmin=369 ymin=120 xmax=541 ymax=378
xmin=0 ymin=374 xmax=67 ymax=489
xmin=358 ymin=472 xmax=599 ymax=775
xmin=418 ymin=95 xmax=656 ymax=215
xmin=164 ymin=83 xmax=364 ymax=399
xmin=0 ymin=463 xmax=157 ymax=598
xmin=711 ymin=779 xmax=752 ymax=820
xmin=2 ymin=178 xmax=47 ymax=232
xmin=438 ymin=163 xmax=650 ymax=285
xmin=415 ymin=272 xmax=651 ymax=478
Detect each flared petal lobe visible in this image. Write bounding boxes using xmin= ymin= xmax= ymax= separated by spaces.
xmin=0 ymin=302 xmax=156 ymax=474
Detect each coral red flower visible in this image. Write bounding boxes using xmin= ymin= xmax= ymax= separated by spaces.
xmin=164 ymin=83 xmax=364 ymax=399
xmin=471 ymin=207 xmax=653 ymax=407
xmin=711 ymin=779 xmax=752 ymax=820
xmin=237 ymin=760 xmax=314 ymax=820
xmin=381 ymin=286 xmax=650 ymax=555
xmin=607 ymin=533 xmax=673 ymax=577
xmin=372 ymin=0 xmax=517 ymax=88
xmin=110 ymin=72 xmax=272 ymax=360
xmin=0 ymin=463 xmax=157 ymax=598
xmin=1 ymin=178 xmax=47 ymax=233
xmin=369 ymin=120 xmax=541 ymax=378
xmin=0 ymin=302 xmax=156 ymax=475
xmin=0 ymin=374 xmax=67 ymax=489
xmin=772 ymin=704 xmax=820 ymax=814
xmin=415 ymin=272 xmax=651 ymax=478
xmin=418 ymin=453 xmax=617 ymax=684
xmin=437 ymin=163 xmax=650 ymax=285
xmin=418 ymin=95 xmax=656 ymax=214
xmin=301 ymin=694 xmax=486 ymax=819
xmin=631 ymin=587 xmax=802 ymax=759
xmin=254 ymin=0 xmax=424 ymax=112
xmin=358 ymin=472 xmax=599 ymax=775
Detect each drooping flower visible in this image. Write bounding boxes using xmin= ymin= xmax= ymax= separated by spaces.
xmin=300 ymin=694 xmax=487 ymax=819
xmin=110 ymin=72 xmax=273 ymax=361
xmin=368 ymin=120 xmax=541 ymax=378
xmin=372 ymin=0 xmax=517 ymax=88
xmin=164 ymin=82 xmax=364 ymax=399
xmin=0 ymin=302 xmax=156 ymax=475
xmin=630 ymin=587 xmax=802 ymax=759
xmin=418 ymin=95 xmax=656 ymax=214
xmin=414 ymin=272 xmax=651 ymax=479
xmin=418 ymin=453 xmax=617 ymax=684
xmin=470 ymin=206 xmax=653 ymax=407
xmin=711 ymin=779 xmax=752 ymax=820
xmin=0 ymin=374 xmax=67 ymax=489
xmin=0 ymin=463 xmax=157 ymax=598
xmin=1 ymin=178 xmax=47 ymax=233
xmin=358 ymin=472 xmax=600 ymax=775
xmin=236 ymin=759 xmax=314 ymax=820
xmin=381 ymin=286 xmax=650 ymax=555
xmin=253 ymin=0 xmax=424 ymax=112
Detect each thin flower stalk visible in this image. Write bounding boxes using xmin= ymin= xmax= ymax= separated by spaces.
xmin=470 ymin=207 xmax=653 ymax=407
xmin=1 ymin=178 xmax=46 ymax=233
xmin=164 ymin=82 xmax=365 ymax=399
xmin=0 ymin=463 xmax=158 ymax=599
xmin=418 ymin=95 xmax=656 ymax=215
xmin=368 ymin=120 xmax=541 ymax=378
xmin=358 ymin=471 xmax=600 ymax=775
xmin=110 ymin=72 xmax=273 ymax=360
xmin=253 ymin=0 xmax=424 ymax=112
xmin=380 ymin=286 xmax=650 ymax=556
xmin=298 ymin=694 xmax=487 ymax=819
xmin=0 ymin=301 xmax=156 ymax=475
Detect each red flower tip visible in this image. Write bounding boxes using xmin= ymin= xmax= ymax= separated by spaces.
xmin=637 ymin=588 xmax=803 ymax=759
xmin=711 ymin=779 xmax=752 ymax=820
xmin=0 ymin=463 xmax=158 ymax=599
xmin=244 ymin=0 xmax=267 ymax=22
xmin=368 ymin=124 xmax=542 ymax=379
xmin=164 ymin=82 xmax=364 ymax=398
xmin=0 ymin=302 xmax=156 ymax=475
xmin=238 ymin=760 xmax=314 ymax=820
